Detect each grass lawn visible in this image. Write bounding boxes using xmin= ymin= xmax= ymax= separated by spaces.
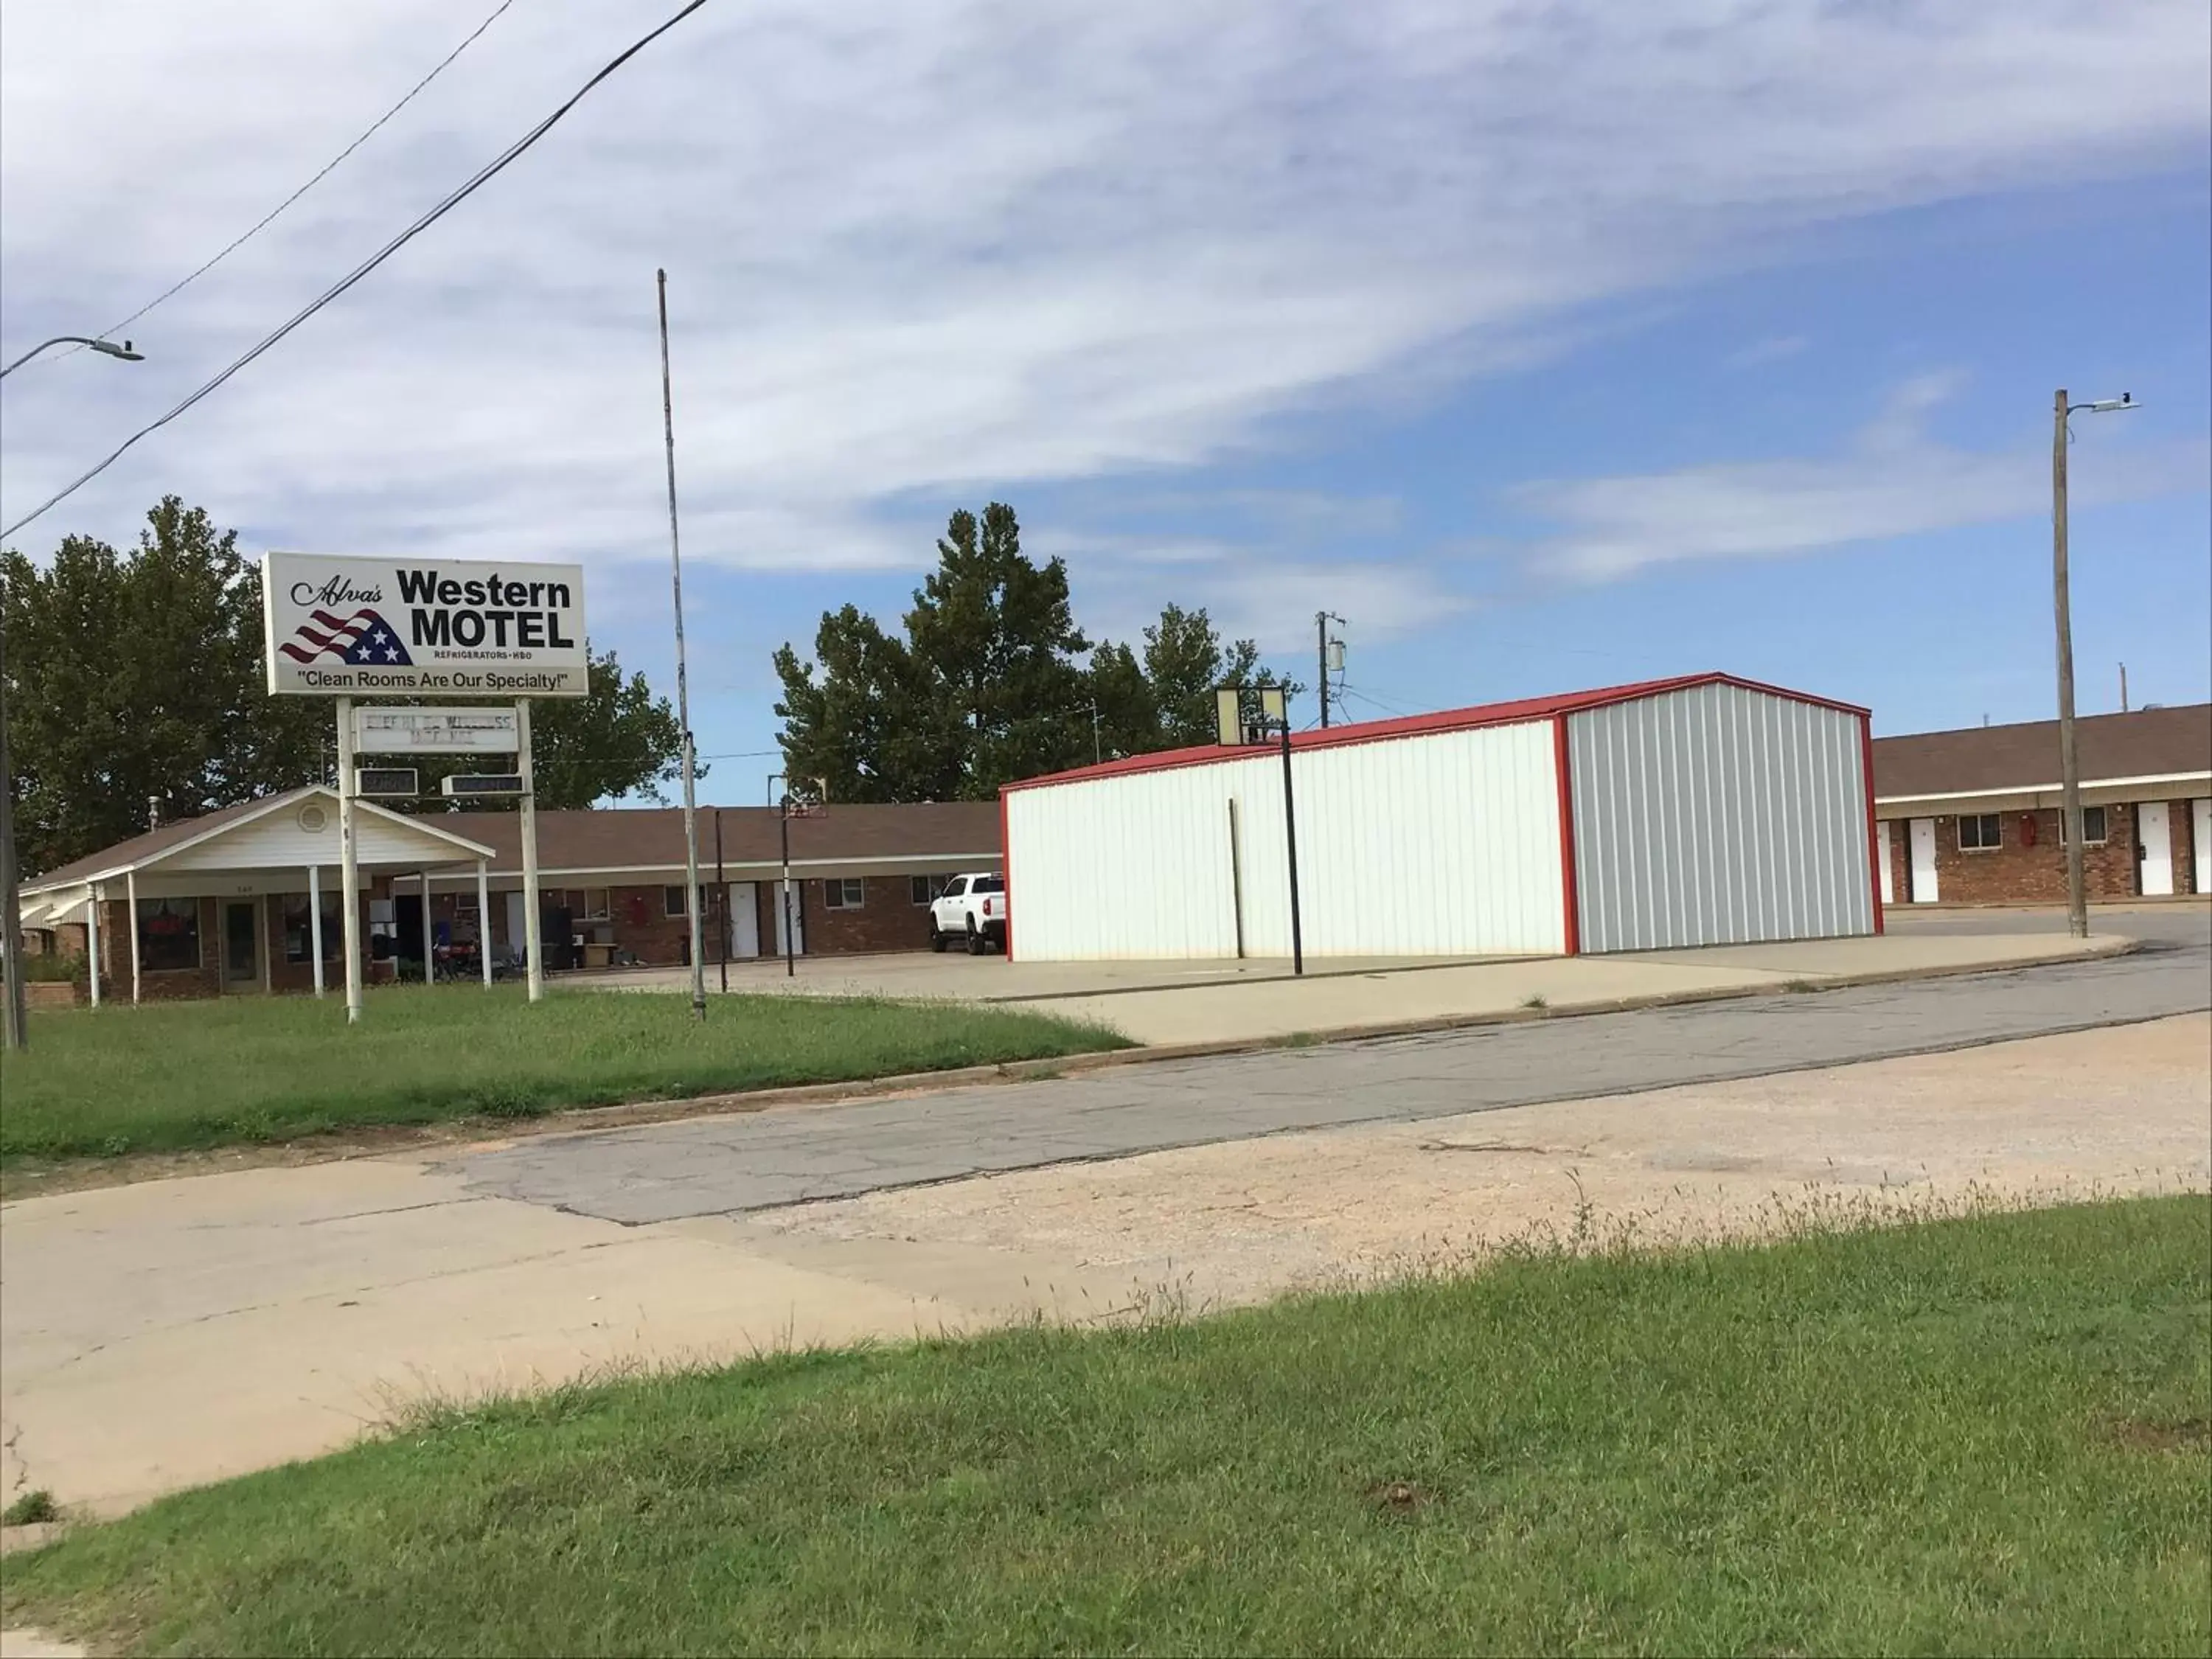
xmin=0 ymin=986 xmax=1124 ymax=1164
xmin=5 ymin=1196 xmax=2206 ymax=1657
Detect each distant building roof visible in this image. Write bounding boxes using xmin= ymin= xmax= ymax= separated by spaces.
xmin=1872 ymin=703 xmax=2211 ymax=801
xmin=23 ymin=790 xmax=1001 ymax=891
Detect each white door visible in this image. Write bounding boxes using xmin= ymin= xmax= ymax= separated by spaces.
xmin=1908 ymin=818 xmax=1938 ymax=902
xmin=2194 ymin=799 xmax=2211 ymax=894
xmin=727 ymin=883 xmax=760 ymax=958
xmin=1877 ymin=824 xmax=1895 ymax=905
xmin=504 ymin=891 xmax=528 ymax=962
xmin=2138 ymin=801 xmax=2173 ymax=895
xmin=772 ymin=881 xmax=805 ymax=956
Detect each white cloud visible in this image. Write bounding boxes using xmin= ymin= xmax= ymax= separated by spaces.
xmin=1 ymin=0 xmax=2206 ymax=578
xmin=1517 ymin=374 xmax=2211 ymax=582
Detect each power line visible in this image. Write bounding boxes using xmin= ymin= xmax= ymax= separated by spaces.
xmin=40 ymin=0 xmax=524 ymax=367
xmin=0 ymin=0 xmax=711 ymax=544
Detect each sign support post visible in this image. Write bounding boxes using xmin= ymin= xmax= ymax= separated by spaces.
xmin=308 ymin=861 xmax=325 ymax=996
xmin=516 ymin=699 xmax=543 ymax=1003
xmin=336 ymin=696 xmax=364 ymax=1023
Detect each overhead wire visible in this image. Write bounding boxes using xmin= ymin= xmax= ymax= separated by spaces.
xmin=36 ymin=0 xmax=525 ymax=369
xmin=1 ymin=0 xmax=712 ymax=544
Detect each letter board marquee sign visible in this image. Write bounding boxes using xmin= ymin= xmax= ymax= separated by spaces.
xmin=262 ymin=552 xmax=588 ymax=697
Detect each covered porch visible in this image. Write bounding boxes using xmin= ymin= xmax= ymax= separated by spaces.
xmin=19 ymin=787 xmax=498 ymax=1004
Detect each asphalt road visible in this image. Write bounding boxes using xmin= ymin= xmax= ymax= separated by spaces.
xmin=455 ymin=906 xmax=2211 ymax=1225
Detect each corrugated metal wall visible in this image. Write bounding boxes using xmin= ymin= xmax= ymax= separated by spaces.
xmin=1004 ymin=720 xmax=1565 ymax=960
xmin=1568 ymin=682 xmax=1873 ymax=952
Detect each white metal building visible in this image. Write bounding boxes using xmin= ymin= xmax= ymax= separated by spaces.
xmin=1001 ymin=672 xmax=1879 ymax=960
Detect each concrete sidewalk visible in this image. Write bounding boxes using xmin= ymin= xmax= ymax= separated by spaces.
xmin=577 ymin=930 xmax=2124 ymax=1048
xmin=998 ymin=930 xmax=2124 ymax=1046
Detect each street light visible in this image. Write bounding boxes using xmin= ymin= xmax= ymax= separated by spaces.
xmin=0 ymin=336 xmax=144 ymax=378
xmin=2052 ymin=387 xmax=2138 ymax=941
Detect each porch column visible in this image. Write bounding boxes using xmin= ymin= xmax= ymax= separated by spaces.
xmin=260 ymin=894 xmax=273 ymax=995
xmin=477 ymin=861 xmax=492 ymax=987
xmin=421 ymin=871 xmax=433 ymax=982
xmin=126 ymin=869 xmax=142 ymax=1004
xmin=309 ymin=863 xmax=326 ymax=995
xmin=86 ymin=883 xmax=101 ymax=1007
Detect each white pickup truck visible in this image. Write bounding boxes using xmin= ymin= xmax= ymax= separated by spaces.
xmin=928 ymin=872 xmax=1008 ymax=954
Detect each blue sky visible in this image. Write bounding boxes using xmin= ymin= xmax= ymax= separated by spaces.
xmin=3 ymin=2 xmax=2206 ymax=796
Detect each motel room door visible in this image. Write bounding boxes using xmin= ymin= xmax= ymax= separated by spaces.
xmin=1877 ymin=826 xmax=1895 ymax=905
xmin=727 ymin=883 xmax=761 ymax=959
xmin=1908 ymin=818 xmax=1939 ymax=902
xmin=2137 ymin=802 xmax=2174 ymax=896
xmin=220 ymin=898 xmax=262 ymax=991
xmin=2196 ymin=799 xmax=2212 ymax=894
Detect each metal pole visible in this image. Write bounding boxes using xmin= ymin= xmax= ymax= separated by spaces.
xmin=1318 ymin=612 xmax=1329 ymax=729
xmin=714 ymin=808 xmax=727 ymax=995
xmin=781 ymin=799 xmax=796 ymax=979
xmin=658 ymin=268 xmax=708 ymax=1020
xmin=337 ymin=698 xmax=364 ymax=1022
xmin=0 ymin=605 xmax=27 ymax=1050
xmin=518 ymin=698 xmax=543 ymax=1002
xmin=127 ymin=868 xmax=141 ymax=1004
xmin=1279 ymin=718 xmax=1304 ymax=975
xmin=309 ymin=861 xmax=325 ymax=995
xmin=86 ymin=880 xmax=101 ymax=1006
xmin=2053 ymin=388 xmax=2087 ymax=940
xmin=476 ymin=860 xmax=492 ymax=988
xmin=2120 ymin=663 xmax=2129 ymax=714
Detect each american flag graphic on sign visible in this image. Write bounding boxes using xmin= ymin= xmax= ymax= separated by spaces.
xmin=276 ymin=608 xmax=414 ymax=667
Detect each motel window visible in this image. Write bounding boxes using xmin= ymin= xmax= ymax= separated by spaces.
xmin=580 ymin=888 xmax=610 ymax=920
xmin=1958 ymin=813 xmax=2003 ymax=852
xmin=281 ymin=894 xmax=343 ymax=962
xmin=911 ymin=874 xmax=954 ymax=906
xmin=664 ymin=885 xmax=690 ymax=918
xmin=824 ymin=878 xmax=865 ymax=910
xmin=2059 ymin=807 xmax=2109 ymax=845
xmin=136 ymin=897 xmax=201 ymax=972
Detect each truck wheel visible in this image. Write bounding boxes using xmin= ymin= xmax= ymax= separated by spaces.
xmin=966 ymin=924 xmax=987 ymax=956
xmin=930 ymin=928 xmax=948 ymax=953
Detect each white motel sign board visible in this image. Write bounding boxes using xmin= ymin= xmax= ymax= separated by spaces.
xmin=351 ymin=706 xmax=521 ymax=754
xmin=262 ymin=552 xmax=588 ymax=698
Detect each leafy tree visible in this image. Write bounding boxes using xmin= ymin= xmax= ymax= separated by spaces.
xmin=4 ymin=497 xmax=689 ymax=874
xmin=775 ymin=505 xmax=1296 ymax=794
xmin=776 ymin=504 xmax=1093 ymax=800
xmin=3 ymin=497 xmax=324 ymax=876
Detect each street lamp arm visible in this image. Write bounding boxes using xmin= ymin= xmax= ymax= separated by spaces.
xmin=0 ymin=336 xmax=144 ymax=378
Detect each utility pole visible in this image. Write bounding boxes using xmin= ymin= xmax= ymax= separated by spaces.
xmin=0 ymin=608 xmax=27 ymax=1051
xmin=714 ymin=808 xmax=727 ymax=995
xmin=658 ymin=268 xmax=706 ymax=1019
xmin=1316 ymin=612 xmax=1344 ymax=728
xmin=2053 ymin=388 xmax=2087 ymax=940
xmin=2052 ymin=388 xmax=2138 ymax=941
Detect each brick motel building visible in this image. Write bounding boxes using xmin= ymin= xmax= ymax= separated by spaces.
xmin=17 ymin=788 xmax=1000 ymax=1003
xmin=1872 ymin=703 xmax=2211 ymax=907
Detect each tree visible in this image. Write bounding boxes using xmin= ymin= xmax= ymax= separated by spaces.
xmin=4 ymin=497 xmax=690 ymax=874
xmin=775 ymin=505 xmax=1298 ymax=794
xmin=3 ymin=497 xmax=325 ymax=876
xmin=775 ymin=503 xmax=1094 ymax=800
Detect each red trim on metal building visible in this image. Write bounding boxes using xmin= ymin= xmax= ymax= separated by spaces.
xmin=1552 ymin=714 xmax=1581 ymax=956
xmin=1860 ymin=712 xmax=1885 ymax=935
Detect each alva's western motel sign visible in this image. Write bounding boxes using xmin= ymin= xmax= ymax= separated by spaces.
xmin=261 ymin=552 xmax=588 ymax=698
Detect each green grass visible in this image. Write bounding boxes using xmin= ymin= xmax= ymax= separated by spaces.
xmin=0 ymin=987 xmax=1125 ymax=1164
xmin=1 ymin=1488 xmax=58 ymax=1526
xmin=7 ymin=1196 xmax=2205 ymax=1657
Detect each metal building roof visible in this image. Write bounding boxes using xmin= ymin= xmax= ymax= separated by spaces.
xmin=1003 ymin=671 xmax=1870 ymax=794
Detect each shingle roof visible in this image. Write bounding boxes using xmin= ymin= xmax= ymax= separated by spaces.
xmin=1872 ymin=703 xmax=2212 ymax=799
xmin=24 ymin=791 xmax=1001 ymax=889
